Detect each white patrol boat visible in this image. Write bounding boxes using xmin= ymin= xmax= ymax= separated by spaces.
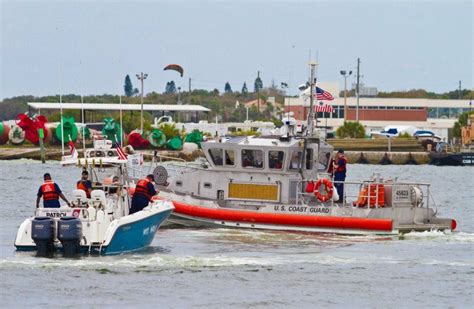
xmin=15 ymin=140 xmax=174 ymax=256
xmin=151 ymin=64 xmax=456 ymax=235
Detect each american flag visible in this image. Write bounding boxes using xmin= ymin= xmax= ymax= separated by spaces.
xmin=114 ymin=140 xmax=127 ymax=160
xmin=315 ymin=101 xmax=334 ymax=113
xmin=68 ymin=137 xmax=78 ymax=159
xmin=315 ymin=87 xmax=334 ymax=101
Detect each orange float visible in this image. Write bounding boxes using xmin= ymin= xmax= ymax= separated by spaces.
xmin=314 ymin=179 xmax=334 ymax=202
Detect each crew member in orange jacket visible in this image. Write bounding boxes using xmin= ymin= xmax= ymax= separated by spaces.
xmin=36 ymin=173 xmax=71 ymax=208
xmin=76 ymin=170 xmax=92 ymax=198
xmin=130 ymin=174 xmax=157 ymax=214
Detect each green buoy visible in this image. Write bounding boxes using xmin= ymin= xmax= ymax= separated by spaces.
xmin=167 ymin=136 xmax=183 ymax=150
xmin=55 ymin=116 xmax=78 ymax=142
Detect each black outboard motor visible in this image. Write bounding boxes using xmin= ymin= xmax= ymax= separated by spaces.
xmin=57 ymin=217 xmax=83 ymax=257
xmin=31 ymin=216 xmax=55 ymax=257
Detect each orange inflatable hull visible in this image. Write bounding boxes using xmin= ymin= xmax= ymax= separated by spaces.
xmin=170 ymin=200 xmax=393 ymax=232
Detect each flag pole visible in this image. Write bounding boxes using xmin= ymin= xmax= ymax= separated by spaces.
xmin=119 ymin=94 xmax=123 ymax=148
xmin=307 ymin=61 xmax=317 ymax=136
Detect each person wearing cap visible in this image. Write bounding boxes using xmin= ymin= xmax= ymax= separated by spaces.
xmin=76 ymin=170 xmax=92 ymax=198
xmin=36 ymin=173 xmax=71 ymax=208
xmin=333 ymin=149 xmax=347 ymax=203
xmin=129 ymin=174 xmax=157 ymax=214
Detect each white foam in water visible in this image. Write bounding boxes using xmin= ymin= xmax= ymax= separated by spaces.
xmin=0 ymin=253 xmax=280 ymax=270
xmin=403 ymin=230 xmax=474 ymax=242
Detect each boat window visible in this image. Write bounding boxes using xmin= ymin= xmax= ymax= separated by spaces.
xmin=225 ymin=150 xmax=235 ymax=166
xmin=306 ymin=149 xmax=313 ymax=170
xmin=241 ymin=149 xmax=264 ymax=168
xmin=318 ymin=151 xmax=331 ymax=171
xmin=289 ymin=150 xmax=313 ymax=170
xmin=209 ymin=148 xmax=224 ymax=166
xmin=269 ymin=150 xmax=284 ymax=170
xmin=289 ymin=151 xmax=302 ymax=170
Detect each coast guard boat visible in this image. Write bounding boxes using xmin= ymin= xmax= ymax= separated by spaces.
xmin=151 ymin=64 xmax=456 ymax=235
xmin=15 ymin=140 xmax=174 ymax=256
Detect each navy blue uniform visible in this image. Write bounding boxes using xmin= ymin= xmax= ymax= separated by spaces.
xmin=334 ymin=156 xmax=347 ymax=201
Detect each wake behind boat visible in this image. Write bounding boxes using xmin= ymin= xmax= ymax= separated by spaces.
xmin=15 ymin=140 xmax=174 ymax=256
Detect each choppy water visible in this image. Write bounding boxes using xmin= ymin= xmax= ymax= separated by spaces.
xmin=0 ymin=160 xmax=473 ymax=308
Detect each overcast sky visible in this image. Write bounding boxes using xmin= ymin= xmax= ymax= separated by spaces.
xmin=1 ymin=0 xmax=472 ymax=99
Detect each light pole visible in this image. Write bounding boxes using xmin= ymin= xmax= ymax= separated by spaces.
xmin=340 ymin=70 xmax=352 ymax=121
xmin=356 ymin=58 xmax=361 ymax=121
xmin=136 ymin=72 xmax=148 ymax=133
xmin=281 ymin=82 xmax=289 ymax=122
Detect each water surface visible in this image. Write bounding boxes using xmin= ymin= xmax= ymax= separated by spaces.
xmin=0 ymin=161 xmax=472 ymax=308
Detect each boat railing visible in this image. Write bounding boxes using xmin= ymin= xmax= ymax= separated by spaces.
xmin=295 ymin=179 xmax=432 ymax=210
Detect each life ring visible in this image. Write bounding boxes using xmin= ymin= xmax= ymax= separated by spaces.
xmin=314 ymin=179 xmax=333 ymax=202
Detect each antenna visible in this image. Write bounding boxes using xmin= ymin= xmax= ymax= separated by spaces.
xmin=80 ymin=60 xmax=86 ymax=158
xmin=56 ymin=26 xmax=64 ymax=156
xmin=356 ymin=58 xmax=361 ymax=121
xmin=59 ymin=64 xmax=64 ymax=156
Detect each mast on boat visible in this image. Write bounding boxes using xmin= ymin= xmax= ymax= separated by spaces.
xmin=306 ymin=61 xmax=317 ymax=136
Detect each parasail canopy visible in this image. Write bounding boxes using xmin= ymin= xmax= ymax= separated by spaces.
xmin=163 ymin=64 xmax=184 ymax=77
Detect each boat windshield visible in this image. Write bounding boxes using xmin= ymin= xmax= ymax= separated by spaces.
xmin=289 ymin=149 xmax=313 ymax=170
xmin=209 ymin=148 xmax=224 ymax=166
xmin=209 ymin=149 xmax=235 ymax=167
xmin=89 ymin=167 xmax=123 ymax=190
xmin=317 ymin=152 xmax=331 ymax=171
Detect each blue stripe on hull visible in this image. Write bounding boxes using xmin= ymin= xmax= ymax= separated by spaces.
xmin=102 ymin=209 xmax=173 ymax=255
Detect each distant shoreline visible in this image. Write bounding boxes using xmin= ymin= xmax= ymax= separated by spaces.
xmin=0 ymin=146 xmax=430 ymax=165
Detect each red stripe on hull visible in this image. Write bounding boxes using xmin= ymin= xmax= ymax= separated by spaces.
xmin=172 ymin=201 xmax=393 ymax=232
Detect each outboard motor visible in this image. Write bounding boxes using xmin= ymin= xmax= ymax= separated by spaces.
xmin=57 ymin=217 xmax=82 ymax=257
xmin=31 ymin=216 xmax=55 ymax=257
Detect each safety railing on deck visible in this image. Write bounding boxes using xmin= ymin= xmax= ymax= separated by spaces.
xmin=295 ymin=178 xmax=433 ymax=210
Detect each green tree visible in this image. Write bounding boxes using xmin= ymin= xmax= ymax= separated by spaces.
xmin=336 ymin=121 xmax=366 ymax=138
xmin=120 ymin=111 xmax=153 ymax=132
xmin=453 ymin=111 xmax=474 ymax=138
xmin=254 ymin=76 xmax=263 ymax=92
xmin=160 ymin=123 xmax=179 ymax=139
xmin=165 ymin=81 xmax=176 ymax=94
xmin=224 ymin=82 xmax=232 ymax=93
xmin=241 ymin=82 xmax=248 ymax=95
xmin=124 ymin=74 xmax=134 ymax=97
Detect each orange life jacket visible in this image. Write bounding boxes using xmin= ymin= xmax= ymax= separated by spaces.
xmin=134 ymin=179 xmax=152 ymax=201
xmin=77 ymin=181 xmax=91 ymax=198
xmin=41 ymin=180 xmax=59 ymax=201
xmin=354 ymin=184 xmax=385 ymax=208
xmin=336 ymin=156 xmax=347 ymax=173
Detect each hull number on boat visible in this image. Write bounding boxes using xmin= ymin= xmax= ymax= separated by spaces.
xmin=143 ymin=224 xmax=158 ymax=236
xmin=273 ymin=206 xmax=329 ymax=214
